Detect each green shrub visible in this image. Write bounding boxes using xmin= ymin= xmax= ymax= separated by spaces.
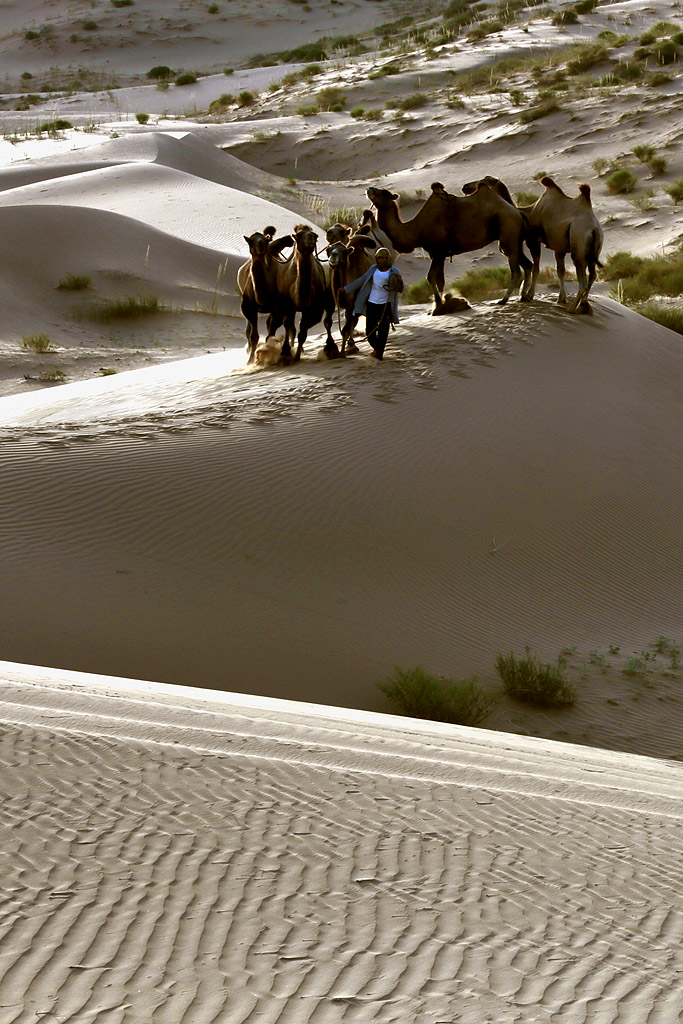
xmin=87 ymin=295 xmax=160 ymax=321
xmin=209 ymin=93 xmax=234 ymax=112
xmin=111 ymin=0 xmax=134 ymax=5
xmin=38 ymin=119 xmax=73 ymax=133
xmin=519 ymin=98 xmax=559 ymax=123
xmin=368 ymin=61 xmax=402 ymax=79
xmin=57 ymin=274 xmax=91 ymax=291
xmin=135 ymin=112 xmax=149 ymax=124
xmin=664 ymin=178 xmax=683 ymax=203
xmin=296 ymin=103 xmax=319 ymax=116
xmin=632 ymin=144 xmax=655 ymax=162
xmin=495 ymin=648 xmax=577 ymax=707
xmin=516 ymin=190 xmax=539 ymax=206
xmin=21 ymin=333 xmax=54 ymax=352
xmin=601 ymin=251 xmax=644 ymax=280
xmin=468 ymin=19 xmax=505 ymax=40
xmin=175 ymin=73 xmax=197 ymax=86
xmin=237 ymin=90 xmax=255 ymax=107
xmin=317 ymin=85 xmax=345 ymax=110
xmin=363 ymin=108 xmax=384 ymax=120
xmin=402 ymin=278 xmax=435 ymax=303
xmin=377 ymin=666 xmax=501 ymax=726
xmin=453 ymin=266 xmax=511 ymax=299
xmin=648 ymin=155 xmax=667 ymax=175
xmin=146 ymin=66 xmax=173 ymax=79
xmin=611 ymin=249 xmax=683 ymax=303
xmin=208 ymin=3 xmax=219 ymax=11
xmin=606 ymin=168 xmax=637 ymax=193
xmin=637 ymin=302 xmax=683 ymax=334
xmin=350 ymin=106 xmax=365 ymax=118
xmin=566 ymin=41 xmax=608 ymax=73
xmin=573 ymin=0 xmax=596 ymax=12
xmin=399 ymin=92 xmax=428 ymax=110
xmin=600 ymin=60 xmax=642 ymax=85
xmin=551 ymin=9 xmax=579 ymax=24
xmin=82 ymin=20 xmax=98 ymax=30
xmin=21 ymin=72 xmax=32 ymax=80
xmin=282 ymin=41 xmax=327 ymax=62
xmin=652 ymin=39 xmax=679 ymax=63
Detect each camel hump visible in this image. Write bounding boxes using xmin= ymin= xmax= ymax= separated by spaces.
xmin=431 ymin=181 xmax=447 ymax=192
xmin=539 ymin=175 xmax=565 ymax=193
xmin=578 ymin=183 xmax=592 ymax=202
xmin=263 ymin=225 xmax=276 ymax=238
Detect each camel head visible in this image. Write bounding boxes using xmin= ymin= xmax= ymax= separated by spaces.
xmin=293 ymin=224 xmax=318 ymax=253
xmin=244 ymin=230 xmax=271 ymax=258
xmin=461 ymin=175 xmax=503 ymax=196
xmin=326 ymin=234 xmax=376 ymax=268
xmin=367 ymin=186 xmax=399 ymax=210
xmin=326 ymin=223 xmax=352 ymax=245
xmin=356 ymin=208 xmax=378 ymax=234
xmin=263 ymin=225 xmax=276 ymax=240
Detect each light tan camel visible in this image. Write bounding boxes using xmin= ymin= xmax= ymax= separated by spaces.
xmin=237 ymin=226 xmax=293 ymax=362
xmin=324 ymin=224 xmax=376 ymax=355
xmin=367 ymin=181 xmax=531 ymax=313
xmin=462 ymin=175 xmax=604 ymax=313
xmin=271 ymin=224 xmax=337 ymax=361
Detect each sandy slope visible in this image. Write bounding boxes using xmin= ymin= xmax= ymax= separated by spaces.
xmin=0 ymin=661 xmax=681 ymax=1024
xmin=1 ymin=296 xmax=682 ymax=760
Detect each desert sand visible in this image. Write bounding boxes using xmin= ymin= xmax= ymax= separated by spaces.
xmin=1 ymin=0 xmax=683 ymax=1019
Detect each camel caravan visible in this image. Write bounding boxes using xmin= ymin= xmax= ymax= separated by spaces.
xmin=237 ymin=174 xmax=604 ymax=366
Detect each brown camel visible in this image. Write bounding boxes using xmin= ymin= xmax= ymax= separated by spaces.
xmin=272 ymin=223 xmax=337 ymax=361
xmin=237 ymin=226 xmax=293 ymax=362
xmin=355 ymin=208 xmax=396 ymax=257
xmin=462 ymin=175 xmax=604 ymax=313
xmin=325 ymin=226 xmax=376 ymax=355
xmin=366 ymin=181 xmax=531 ymax=313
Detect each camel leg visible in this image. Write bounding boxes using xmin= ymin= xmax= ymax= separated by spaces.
xmin=342 ymin=313 xmax=359 ymax=356
xmin=569 ymin=254 xmax=595 ymax=314
xmin=323 ymin=296 xmax=340 ymax=359
xmin=522 ymin=237 xmax=541 ymax=301
xmin=427 ymin=256 xmax=445 ymax=313
xmin=281 ymin=312 xmax=295 ymax=363
xmin=498 ymin=249 xmax=523 ymax=305
xmin=241 ymin=297 xmax=258 ymax=363
xmin=556 ymin=253 xmax=568 ymax=305
xmin=518 ymin=248 xmax=533 ymax=302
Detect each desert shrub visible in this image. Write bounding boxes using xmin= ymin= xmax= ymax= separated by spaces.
xmin=317 ymin=85 xmax=345 ymax=110
xmin=25 ymin=368 xmax=65 ymax=383
xmin=350 ymin=106 xmax=364 ymax=118
xmin=208 ymin=3 xmax=219 ymax=11
xmin=516 ymin=190 xmax=539 ymax=205
xmin=402 ymin=278 xmax=435 ymax=303
xmin=601 ymin=251 xmax=644 ymax=280
xmin=111 ymin=0 xmax=134 ymax=6
xmin=664 ymin=178 xmax=683 ymax=203
xmin=446 ymin=95 xmax=467 ymax=109
xmin=87 ymin=295 xmax=160 ymax=321
xmin=399 ymin=92 xmax=428 ymax=110
xmin=551 ymin=9 xmax=579 ymax=25
xmin=99 ymin=367 xmax=117 ymax=375
xmin=519 ymin=98 xmax=559 ymax=123
xmin=637 ymin=302 xmax=683 ymax=334
xmin=606 ymin=168 xmax=637 ymax=193
xmin=368 ymin=61 xmax=402 ymax=79
xmin=135 ymin=112 xmax=149 ymax=124
xmin=632 ymin=143 xmax=655 ymax=162
xmin=82 ymin=20 xmax=98 ymax=30
xmin=377 ymin=666 xmax=501 ymax=727
xmin=224 ymin=67 xmax=234 ymax=75
xmin=38 ymin=119 xmax=73 ymax=134
xmin=639 ymin=21 xmax=681 ymax=44
xmin=296 ymin=103 xmax=319 ymax=116
xmin=647 ymin=70 xmax=674 ymax=85
xmin=468 ymin=19 xmax=505 ymax=40
xmin=21 ymin=333 xmax=54 ymax=352
xmin=648 ymin=155 xmax=667 ymax=175
xmin=600 ymin=60 xmax=642 ymax=84
xmin=629 ymin=188 xmax=658 ymax=212
xmin=57 ymin=274 xmax=91 ymax=291
xmin=175 ymin=73 xmax=197 ymax=86
xmin=363 ymin=108 xmax=384 ymax=120
xmin=323 ymin=205 xmax=364 ymax=229
xmin=238 ymin=90 xmax=256 ymax=107
xmin=573 ymin=0 xmax=596 ymax=12
xmin=612 ymin=250 xmax=683 ymax=303
xmin=209 ymin=93 xmax=234 ymax=112
xmin=495 ymin=648 xmax=577 ymax=707
xmin=282 ymin=41 xmax=327 ymax=62
xmin=25 ymin=30 xmax=40 ymax=40
xmin=566 ymin=42 xmax=608 ymax=73
xmin=21 ymin=72 xmax=32 ymax=80
xmin=652 ymin=39 xmax=679 ymax=63
xmin=147 ymin=65 xmax=173 ymax=79
xmin=453 ymin=266 xmax=511 ymax=298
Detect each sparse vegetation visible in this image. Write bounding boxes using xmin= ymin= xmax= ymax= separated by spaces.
xmin=638 ymin=303 xmax=683 ymax=334
xmin=174 ymin=73 xmax=198 ymax=86
xmin=135 ymin=112 xmax=150 ymax=124
xmin=38 ymin=119 xmax=73 ymax=134
xmin=237 ymin=90 xmax=255 ymax=107
xmin=399 ymin=92 xmax=428 ymax=110
xmin=377 ymin=666 xmax=501 ymax=726
xmin=496 ymin=648 xmax=577 ymax=707
xmin=664 ymin=179 xmax=683 ymax=204
xmin=147 ymin=66 xmax=173 ymax=80
xmin=85 ymin=295 xmax=160 ymax=321
xmin=21 ymin=333 xmax=54 ymax=353
xmin=317 ymin=86 xmax=346 ymax=110
xmin=516 ymin=190 xmax=539 ymax=205
xmin=606 ymin=246 xmax=683 ymax=305
xmin=605 ymin=168 xmax=637 ymax=193
xmin=519 ymin=97 xmax=559 ymax=123
xmin=57 ymin=274 xmax=91 ymax=291
xmin=454 ymin=266 xmax=512 ymax=299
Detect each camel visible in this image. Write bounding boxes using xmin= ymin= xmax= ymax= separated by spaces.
xmin=237 ymin=226 xmax=293 ymax=362
xmin=324 ymin=225 xmax=376 ymax=355
xmin=271 ymin=223 xmax=337 ymax=362
xmin=355 ymin=208 xmax=396 ymax=257
xmin=461 ymin=175 xmax=604 ymax=313
xmin=366 ymin=181 xmax=532 ymax=313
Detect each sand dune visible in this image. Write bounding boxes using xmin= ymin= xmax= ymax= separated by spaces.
xmin=2 ymin=297 xmax=682 ymax=761
xmin=0 ymin=660 xmax=681 ymax=1024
